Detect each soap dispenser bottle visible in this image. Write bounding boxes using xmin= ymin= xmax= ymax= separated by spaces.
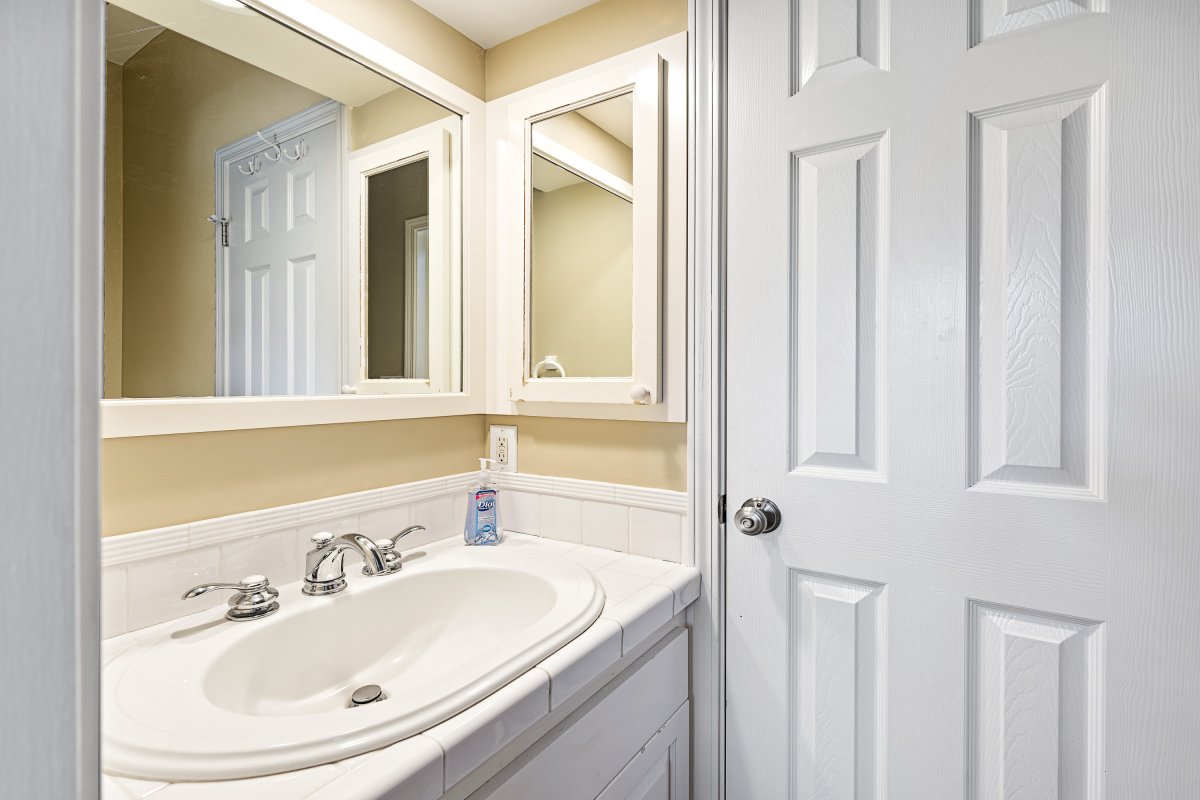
xmin=464 ymin=458 xmax=501 ymax=545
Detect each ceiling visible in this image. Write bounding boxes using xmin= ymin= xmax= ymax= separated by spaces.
xmin=411 ymin=0 xmax=603 ymax=49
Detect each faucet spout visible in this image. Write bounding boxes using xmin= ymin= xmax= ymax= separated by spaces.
xmin=302 ymin=532 xmax=391 ymax=596
xmin=339 ymin=533 xmax=389 ymax=575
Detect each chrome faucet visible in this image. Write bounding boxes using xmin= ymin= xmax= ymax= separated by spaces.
xmin=301 ymin=526 xmax=425 ymax=596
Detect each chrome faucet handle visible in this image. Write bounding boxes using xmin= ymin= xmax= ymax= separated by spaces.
xmin=182 ymin=575 xmax=279 ymax=622
xmin=368 ymin=538 xmax=402 ymax=575
xmin=310 ymin=531 xmax=335 ymax=548
xmin=396 ymin=525 xmax=425 ymax=540
xmin=364 ymin=525 xmax=425 ymax=576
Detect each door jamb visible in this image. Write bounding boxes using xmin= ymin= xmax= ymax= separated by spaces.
xmin=688 ymin=0 xmax=727 ymax=798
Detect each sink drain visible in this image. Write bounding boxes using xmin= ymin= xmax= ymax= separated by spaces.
xmin=348 ymin=684 xmax=387 ymax=708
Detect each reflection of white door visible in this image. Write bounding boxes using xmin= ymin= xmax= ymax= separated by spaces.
xmin=219 ymin=103 xmax=340 ymax=396
xmin=726 ymin=4 xmax=1200 ymax=800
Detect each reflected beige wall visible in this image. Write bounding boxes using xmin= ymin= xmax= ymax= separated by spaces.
xmin=531 ymin=180 xmax=633 ymax=377
xmin=309 ymin=0 xmax=485 ymax=99
xmin=367 ymin=160 xmax=428 ymax=378
xmin=102 ymin=417 xmax=485 ymax=535
xmin=485 ymin=415 xmax=686 ymax=492
xmin=351 ymin=86 xmax=457 ymax=150
xmin=535 ymin=110 xmax=633 ymax=182
xmin=103 ymin=65 xmax=124 ymax=399
xmin=484 ymin=0 xmax=687 ymax=100
xmin=118 ymin=30 xmax=322 ymax=397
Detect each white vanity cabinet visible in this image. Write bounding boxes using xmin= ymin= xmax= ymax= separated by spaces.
xmin=467 ymin=627 xmax=689 ymax=800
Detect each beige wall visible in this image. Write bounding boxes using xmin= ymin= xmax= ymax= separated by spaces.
xmin=486 ymin=415 xmax=686 ymax=492
xmin=103 ymin=414 xmax=687 ymax=534
xmin=309 ymin=0 xmax=485 ymax=99
xmin=119 ymin=31 xmax=323 ymax=397
xmin=102 ymin=416 xmax=485 ymax=535
xmin=103 ymin=64 xmax=124 ymax=399
xmin=531 ymin=179 xmax=633 ymax=377
xmin=484 ymin=0 xmax=688 ymax=100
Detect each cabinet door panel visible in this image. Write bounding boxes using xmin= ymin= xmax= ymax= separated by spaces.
xmin=596 ymin=702 xmax=688 ymax=800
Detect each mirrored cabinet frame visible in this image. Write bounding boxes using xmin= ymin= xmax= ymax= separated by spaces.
xmin=101 ymin=0 xmax=487 ymax=438
xmin=345 ymin=124 xmax=461 ymax=395
xmin=488 ymin=34 xmax=688 ymax=422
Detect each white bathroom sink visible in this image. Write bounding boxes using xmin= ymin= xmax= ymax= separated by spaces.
xmin=102 ymin=542 xmax=605 ymax=781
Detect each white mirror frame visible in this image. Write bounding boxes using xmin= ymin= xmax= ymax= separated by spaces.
xmin=101 ymin=0 xmax=486 ymax=439
xmin=487 ymin=34 xmax=687 ymax=422
xmin=344 ymin=121 xmax=460 ymax=395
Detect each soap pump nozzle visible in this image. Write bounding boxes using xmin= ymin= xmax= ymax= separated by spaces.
xmin=478 ymin=457 xmax=496 ymax=486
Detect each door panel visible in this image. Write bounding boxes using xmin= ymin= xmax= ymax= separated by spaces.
xmin=726 ymin=2 xmax=1200 ymax=798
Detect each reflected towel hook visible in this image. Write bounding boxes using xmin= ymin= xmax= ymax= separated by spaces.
xmin=281 ymin=138 xmax=307 ymax=161
xmin=237 ymin=154 xmax=261 ymax=175
xmin=533 ymin=355 xmax=567 ymax=378
xmin=255 ymin=130 xmax=282 ymax=162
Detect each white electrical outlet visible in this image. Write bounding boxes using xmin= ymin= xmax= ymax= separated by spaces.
xmin=489 ymin=425 xmax=517 ymax=473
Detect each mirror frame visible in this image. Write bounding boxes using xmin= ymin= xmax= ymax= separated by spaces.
xmin=100 ymin=0 xmax=486 ymax=438
xmin=345 ymin=122 xmax=460 ymax=395
xmin=488 ymin=34 xmax=687 ymax=422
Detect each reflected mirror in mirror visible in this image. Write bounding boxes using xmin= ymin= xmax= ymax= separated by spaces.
xmin=528 ymin=92 xmax=634 ymax=380
xmin=102 ymin=0 xmax=461 ymax=399
xmin=366 ymin=157 xmax=430 ymax=380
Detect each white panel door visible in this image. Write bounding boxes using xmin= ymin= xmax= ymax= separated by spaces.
xmin=726 ymin=3 xmax=1200 ymax=799
xmin=224 ymin=119 xmax=339 ymax=396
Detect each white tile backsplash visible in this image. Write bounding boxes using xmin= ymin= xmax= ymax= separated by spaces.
xmin=219 ymin=530 xmax=296 ymax=587
xmin=413 ymin=493 xmax=455 ymax=539
xmin=359 ymin=503 xmax=413 ymax=541
xmin=504 ymin=490 xmax=541 ymax=536
xmin=540 ymin=495 xmax=583 ymax=543
xmin=126 ymin=545 xmax=223 ymax=631
xmin=628 ymin=507 xmax=685 ymax=562
xmin=103 ymin=472 xmax=687 ymax=639
xmin=101 ymin=565 xmax=128 ymax=640
xmin=581 ymin=501 xmax=630 ymax=552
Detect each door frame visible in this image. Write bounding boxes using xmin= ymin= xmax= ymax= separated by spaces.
xmin=0 ymin=0 xmax=102 ymax=796
xmin=687 ymin=0 xmax=727 ymax=798
xmin=213 ymin=99 xmax=344 ymax=396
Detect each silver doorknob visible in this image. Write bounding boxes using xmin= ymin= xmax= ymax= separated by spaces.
xmin=733 ymin=497 xmax=781 ymax=535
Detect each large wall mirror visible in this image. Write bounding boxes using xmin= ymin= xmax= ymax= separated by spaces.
xmin=102 ymin=0 xmax=462 ymax=403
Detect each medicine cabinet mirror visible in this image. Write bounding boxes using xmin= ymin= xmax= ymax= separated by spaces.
xmin=101 ymin=0 xmax=462 ymax=407
xmin=495 ymin=37 xmax=687 ymax=419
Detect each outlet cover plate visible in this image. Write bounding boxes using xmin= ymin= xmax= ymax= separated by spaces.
xmin=489 ymin=425 xmax=517 ymax=473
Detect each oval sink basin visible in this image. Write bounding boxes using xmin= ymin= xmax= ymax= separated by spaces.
xmin=103 ymin=542 xmax=605 ymax=781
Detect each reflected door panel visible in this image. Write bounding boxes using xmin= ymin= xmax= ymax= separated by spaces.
xmin=224 ymin=118 xmax=339 ymax=396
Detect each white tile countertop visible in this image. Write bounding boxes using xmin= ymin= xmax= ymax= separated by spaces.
xmin=102 ymin=534 xmax=700 ymax=800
